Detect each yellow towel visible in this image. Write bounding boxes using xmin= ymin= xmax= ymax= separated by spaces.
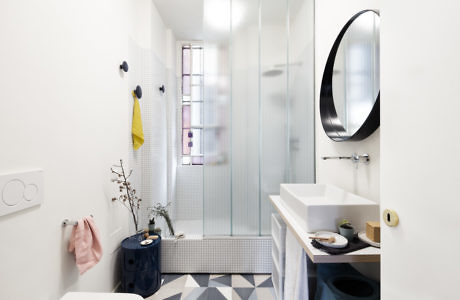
xmin=132 ymin=92 xmax=144 ymax=150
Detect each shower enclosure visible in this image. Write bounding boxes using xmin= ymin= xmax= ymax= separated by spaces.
xmin=202 ymin=0 xmax=315 ymax=236
xmin=162 ymin=0 xmax=314 ymax=273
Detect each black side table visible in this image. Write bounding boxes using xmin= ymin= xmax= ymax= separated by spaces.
xmin=121 ymin=233 xmax=161 ymax=297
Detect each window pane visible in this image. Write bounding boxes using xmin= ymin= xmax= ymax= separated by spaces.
xmin=192 ymin=75 xmax=202 ymax=85
xmin=191 ymin=86 xmax=202 ymax=101
xmin=191 ymin=103 xmax=202 ymax=126
xmin=183 ymin=48 xmax=191 ymax=74
xmin=191 ymin=129 xmax=202 ymax=155
xmin=182 ymin=75 xmax=190 ymax=95
xmin=182 ymin=105 xmax=191 ymax=128
xmin=182 ymin=129 xmax=192 ymax=155
xmin=182 ymin=45 xmax=204 ymax=164
xmin=192 ymin=156 xmax=204 ymax=165
xmin=182 ymin=156 xmax=191 ymax=165
xmin=192 ymin=48 xmax=203 ymax=74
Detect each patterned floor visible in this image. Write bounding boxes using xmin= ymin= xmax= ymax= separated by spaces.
xmin=146 ymin=274 xmax=275 ymax=300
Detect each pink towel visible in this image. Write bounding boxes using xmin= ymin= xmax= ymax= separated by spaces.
xmin=68 ymin=216 xmax=103 ymax=275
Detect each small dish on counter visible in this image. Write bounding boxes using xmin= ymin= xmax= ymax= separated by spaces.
xmin=358 ymin=231 xmax=380 ymax=248
xmin=314 ymin=231 xmax=348 ymax=249
xmin=140 ymin=239 xmax=153 ymax=246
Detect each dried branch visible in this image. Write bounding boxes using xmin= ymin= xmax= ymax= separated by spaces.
xmin=111 ymin=159 xmax=140 ymax=232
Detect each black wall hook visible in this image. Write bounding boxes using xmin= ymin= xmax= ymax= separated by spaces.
xmin=159 ymin=85 xmax=165 ymax=94
xmin=120 ymin=61 xmax=129 ymax=72
xmin=134 ymin=85 xmax=142 ymax=99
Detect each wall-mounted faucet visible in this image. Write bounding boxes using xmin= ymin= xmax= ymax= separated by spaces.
xmin=321 ymin=153 xmax=370 ymax=166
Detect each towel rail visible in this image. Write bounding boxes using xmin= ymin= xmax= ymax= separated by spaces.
xmin=62 ymin=215 xmax=94 ymax=227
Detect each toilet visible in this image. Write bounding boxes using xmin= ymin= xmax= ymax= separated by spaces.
xmin=60 ymin=292 xmax=143 ymax=300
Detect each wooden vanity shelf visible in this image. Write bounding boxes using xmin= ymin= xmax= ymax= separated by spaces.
xmin=269 ymin=195 xmax=380 ymax=264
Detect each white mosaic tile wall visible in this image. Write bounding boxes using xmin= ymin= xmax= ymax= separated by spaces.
xmin=166 ymin=70 xmax=178 ymax=221
xmin=161 ymin=237 xmax=272 ymax=274
xmin=173 ymin=49 xmax=203 ymax=222
xmin=139 ymin=49 xmax=157 ymax=228
xmin=126 ymin=45 xmax=177 ymax=233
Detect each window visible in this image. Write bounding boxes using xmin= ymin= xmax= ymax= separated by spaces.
xmin=181 ymin=44 xmax=204 ymax=165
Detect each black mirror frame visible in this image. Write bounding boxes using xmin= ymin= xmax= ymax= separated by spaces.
xmin=320 ymin=9 xmax=380 ymax=142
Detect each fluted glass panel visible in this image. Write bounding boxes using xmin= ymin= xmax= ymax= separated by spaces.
xmin=259 ymin=0 xmax=288 ymax=235
xmin=231 ymin=0 xmax=260 ymax=235
xmin=203 ymin=0 xmax=232 ymax=236
xmin=288 ymin=0 xmax=315 ymax=184
xmin=202 ymin=0 xmax=315 ymax=236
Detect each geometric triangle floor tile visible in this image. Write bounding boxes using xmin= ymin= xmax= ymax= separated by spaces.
xmin=231 ymin=275 xmax=255 ymax=288
xmin=146 ymin=274 xmax=274 ymax=300
xmin=256 ymin=277 xmax=273 ymax=288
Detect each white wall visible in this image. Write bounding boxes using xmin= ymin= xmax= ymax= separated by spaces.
xmin=315 ymin=0 xmax=380 ymax=204
xmin=0 ymin=0 xmax=169 ymax=299
xmin=380 ymin=1 xmax=460 ymax=299
xmin=314 ymin=0 xmax=380 ymax=281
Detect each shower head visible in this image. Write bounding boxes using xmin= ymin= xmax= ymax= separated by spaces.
xmin=262 ymin=69 xmax=283 ymax=77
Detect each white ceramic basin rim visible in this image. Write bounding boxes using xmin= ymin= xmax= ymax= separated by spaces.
xmin=279 ymin=184 xmax=379 ymax=233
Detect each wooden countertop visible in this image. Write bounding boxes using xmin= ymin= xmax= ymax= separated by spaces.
xmin=270 ymin=195 xmax=380 ymax=263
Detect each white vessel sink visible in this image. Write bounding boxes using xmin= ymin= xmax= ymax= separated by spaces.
xmin=280 ymin=184 xmax=379 ymax=233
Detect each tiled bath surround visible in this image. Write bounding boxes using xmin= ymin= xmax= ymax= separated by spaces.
xmin=161 ymin=237 xmax=272 ymax=274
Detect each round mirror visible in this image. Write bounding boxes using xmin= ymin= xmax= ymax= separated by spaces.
xmin=320 ymin=10 xmax=380 ymax=141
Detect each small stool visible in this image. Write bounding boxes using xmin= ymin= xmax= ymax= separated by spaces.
xmin=121 ymin=233 xmax=161 ymax=297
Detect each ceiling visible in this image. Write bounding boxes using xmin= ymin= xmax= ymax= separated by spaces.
xmin=153 ymin=0 xmax=302 ymax=41
xmin=153 ymin=0 xmax=204 ymax=40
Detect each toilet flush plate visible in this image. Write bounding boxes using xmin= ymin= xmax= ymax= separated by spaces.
xmin=0 ymin=170 xmax=43 ymax=217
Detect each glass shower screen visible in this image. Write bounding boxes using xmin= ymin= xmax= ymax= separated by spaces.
xmin=202 ymin=0 xmax=314 ymax=236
